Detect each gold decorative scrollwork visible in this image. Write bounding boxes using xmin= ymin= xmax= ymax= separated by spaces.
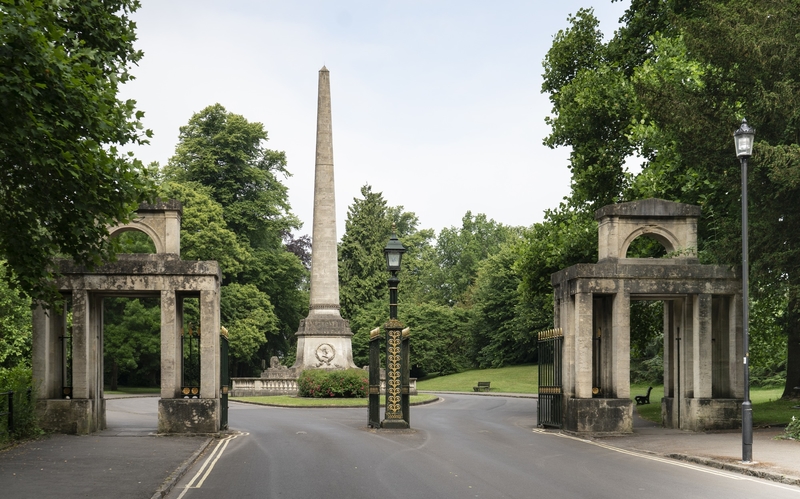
xmin=385 ymin=329 xmax=403 ymax=418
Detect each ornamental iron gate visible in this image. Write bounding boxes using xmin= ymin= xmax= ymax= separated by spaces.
xmin=60 ymin=332 xmax=72 ymax=399
xmin=537 ymin=328 xmax=563 ymax=428
xmin=182 ymin=323 xmax=201 ymax=398
xmin=220 ymin=328 xmax=229 ymax=430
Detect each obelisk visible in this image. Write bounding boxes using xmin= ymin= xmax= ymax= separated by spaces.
xmin=292 ymin=67 xmax=357 ymax=371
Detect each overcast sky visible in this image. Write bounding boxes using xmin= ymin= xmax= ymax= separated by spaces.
xmin=120 ymin=1 xmax=631 ymax=238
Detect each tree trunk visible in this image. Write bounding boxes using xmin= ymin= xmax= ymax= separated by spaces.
xmin=782 ymin=297 xmax=800 ymax=399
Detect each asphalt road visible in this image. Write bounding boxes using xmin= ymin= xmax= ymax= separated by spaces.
xmin=167 ymin=395 xmax=800 ymax=499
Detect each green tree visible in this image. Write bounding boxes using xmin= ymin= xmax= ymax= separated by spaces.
xmin=0 ymin=0 xmax=155 ymax=305
xmin=540 ymin=0 xmax=800 ymax=397
xmin=163 ymin=103 xmax=297 ymax=247
xmin=435 ymin=212 xmax=518 ymax=306
xmin=163 ymin=105 xmax=308 ymax=365
xmin=470 ymin=243 xmax=547 ymax=368
xmin=0 ymin=261 xmax=32 ymax=369
xmin=159 ymin=181 xmax=250 ymax=279
xmin=402 ymin=302 xmax=472 ymax=377
xmin=338 ymin=184 xmax=392 ymax=320
xmin=220 ymin=283 xmax=279 ymax=375
xmin=103 ymin=297 xmax=161 ymax=388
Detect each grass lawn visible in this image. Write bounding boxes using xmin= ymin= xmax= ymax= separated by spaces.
xmin=417 ymin=364 xmax=538 ymax=394
xmin=233 ymin=393 xmax=438 ymax=407
xmin=417 ymin=368 xmax=797 ymax=428
xmin=630 ymin=383 xmax=797 ymax=427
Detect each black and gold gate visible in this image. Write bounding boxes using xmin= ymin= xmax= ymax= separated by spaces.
xmin=181 ymin=323 xmax=200 ymax=398
xmin=537 ymin=328 xmax=563 ymax=428
xmin=220 ymin=327 xmax=229 ymax=430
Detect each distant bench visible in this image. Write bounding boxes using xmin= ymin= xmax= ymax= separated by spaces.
xmin=473 ymin=381 xmax=491 ymax=392
xmin=635 ymin=386 xmax=653 ymax=405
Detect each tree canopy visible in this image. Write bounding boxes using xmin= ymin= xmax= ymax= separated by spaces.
xmin=536 ymin=0 xmax=800 ymax=396
xmin=163 ymin=104 xmax=307 ymax=373
xmin=0 ymin=0 xmax=155 ymax=305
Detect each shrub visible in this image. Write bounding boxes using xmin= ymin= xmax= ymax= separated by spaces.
xmin=0 ymin=365 xmax=39 ymax=443
xmin=784 ymin=416 xmax=800 ymax=441
xmin=630 ymin=354 xmax=664 ymax=385
xmin=297 ymin=368 xmax=368 ymax=398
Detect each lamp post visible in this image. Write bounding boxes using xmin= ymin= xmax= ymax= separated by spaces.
xmin=734 ymin=118 xmax=755 ymax=463
xmin=381 ymin=227 xmax=409 ymax=429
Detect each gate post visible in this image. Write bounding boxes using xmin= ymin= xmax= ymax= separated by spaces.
xmin=368 ymin=327 xmax=381 ymax=428
xmin=220 ymin=327 xmax=229 ymax=430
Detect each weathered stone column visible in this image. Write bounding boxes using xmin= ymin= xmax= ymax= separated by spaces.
xmin=160 ymin=290 xmax=181 ymax=398
xmin=729 ymin=294 xmax=745 ymax=398
xmin=611 ymin=288 xmax=631 ymax=398
xmin=693 ymin=294 xmax=713 ymax=398
xmin=200 ymin=289 xmax=220 ymax=399
xmin=574 ymin=292 xmax=593 ymax=399
xmin=561 ymin=290 xmax=576 ymax=397
xmin=71 ymin=290 xmax=91 ymax=400
xmin=32 ymin=306 xmax=64 ymax=399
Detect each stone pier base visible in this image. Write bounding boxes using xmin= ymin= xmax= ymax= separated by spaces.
xmin=158 ymin=399 xmax=219 ymax=434
xmin=662 ymin=397 xmax=742 ymax=431
xmin=35 ymin=399 xmax=106 ymax=435
xmin=564 ymin=398 xmax=633 ymax=436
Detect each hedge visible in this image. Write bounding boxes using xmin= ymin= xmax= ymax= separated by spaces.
xmin=297 ymin=368 xmax=368 ymax=398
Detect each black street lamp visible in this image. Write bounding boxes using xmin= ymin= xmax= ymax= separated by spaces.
xmin=734 ymin=118 xmax=755 ymax=463
xmin=381 ymin=227 xmax=409 ymax=429
xmin=384 ymin=229 xmax=406 ymax=321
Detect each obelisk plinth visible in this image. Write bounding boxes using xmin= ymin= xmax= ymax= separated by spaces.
xmin=292 ymin=66 xmax=357 ymax=371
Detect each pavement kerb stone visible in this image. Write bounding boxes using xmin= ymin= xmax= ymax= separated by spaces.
xmin=662 ymin=453 xmax=800 ymax=487
xmin=149 ymin=436 xmax=215 ymax=499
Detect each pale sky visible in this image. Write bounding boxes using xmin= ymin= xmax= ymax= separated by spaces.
xmin=120 ymin=1 xmax=631 ymax=238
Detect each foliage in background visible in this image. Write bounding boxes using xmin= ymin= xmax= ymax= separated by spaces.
xmin=338 ymin=184 xmax=392 ymax=320
xmin=103 ymin=297 xmax=161 ymax=389
xmin=749 ymin=284 xmax=789 ymax=387
xmin=162 ymin=104 xmax=308 ymax=374
xmin=0 ymin=0 xmax=156 ymax=306
xmin=0 ymin=365 xmax=39 ymax=442
xmin=297 ymin=368 xmax=368 ymax=398
xmin=470 ymin=243 xmax=544 ymax=368
xmin=0 ymin=261 xmax=32 ymax=369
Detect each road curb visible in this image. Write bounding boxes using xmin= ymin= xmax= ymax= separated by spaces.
xmin=149 ymin=436 xmax=214 ymax=499
xmin=664 ymin=453 xmax=800 ymax=487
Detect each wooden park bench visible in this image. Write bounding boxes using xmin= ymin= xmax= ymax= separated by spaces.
xmin=473 ymin=381 xmax=491 ymax=392
xmin=635 ymin=386 xmax=653 ymax=405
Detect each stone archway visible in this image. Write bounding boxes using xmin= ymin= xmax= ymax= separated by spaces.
xmin=32 ymin=201 xmax=222 ymax=434
xmin=551 ymin=199 xmax=743 ymax=435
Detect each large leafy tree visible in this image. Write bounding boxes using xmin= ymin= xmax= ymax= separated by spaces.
xmin=540 ymin=0 xmax=800 ymax=397
xmin=164 ymin=103 xmax=296 ymax=248
xmin=435 ymin=212 xmax=518 ymax=306
xmin=471 ymin=242 xmax=548 ymax=368
xmin=338 ymin=184 xmax=392 ymax=320
xmin=0 ymin=261 xmax=32 ymax=369
xmin=0 ymin=0 xmax=155 ymax=305
xmin=103 ymin=297 xmax=161 ymax=388
xmin=163 ymin=104 xmax=308 ymax=369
